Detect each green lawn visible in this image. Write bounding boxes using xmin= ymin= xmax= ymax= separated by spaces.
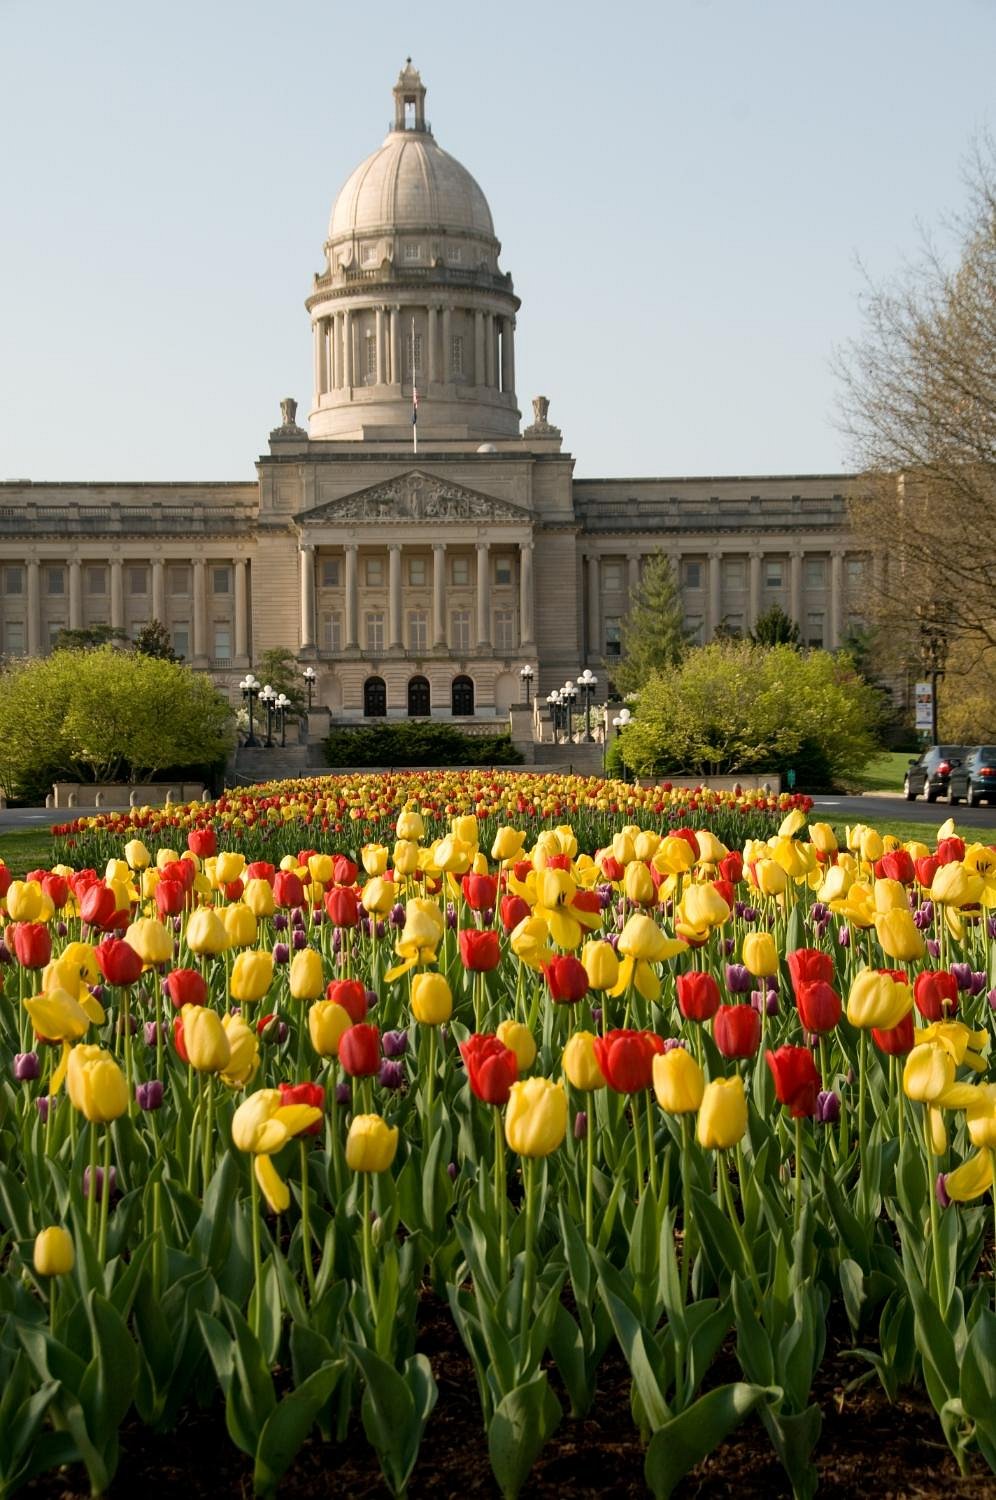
xmin=0 ymin=827 xmax=59 ymax=876
xmin=846 ymin=750 xmax=915 ymax=794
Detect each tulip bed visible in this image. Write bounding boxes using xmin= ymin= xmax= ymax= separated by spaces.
xmin=0 ymin=774 xmax=993 ymax=1498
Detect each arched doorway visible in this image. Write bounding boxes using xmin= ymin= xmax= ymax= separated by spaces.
xmin=408 ymin=676 xmax=430 ymax=717
xmin=363 ymin=676 xmax=386 ymax=717
xmin=451 ymin=675 xmax=474 ymax=717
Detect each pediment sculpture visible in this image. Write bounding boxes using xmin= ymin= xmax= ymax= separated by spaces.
xmin=301 ymin=471 xmax=529 ymax=524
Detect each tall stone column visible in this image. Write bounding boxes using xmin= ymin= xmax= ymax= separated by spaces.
xmin=790 ymin=551 xmax=803 ymax=630
xmin=388 ymin=544 xmax=403 ymax=649
xmin=345 ymin=544 xmax=358 ymax=648
xmin=375 ymin=307 xmax=385 ymax=385
xmin=474 ymin=310 xmax=485 ymax=385
xmin=427 ymin=307 xmax=438 ymax=383
xmin=152 ymin=559 xmax=165 ymax=624
xmin=234 ymin=559 xmax=249 ymax=664
xmin=342 ymin=311 xmax=353 ymax=388
xmin=476 ymin=541 xmax=491 ymax=648
xmin=69 ymin=560 xmax=82 ymax=630
xmin=110 ymin=560 xmax=124 ymax=632
xmin=442 ymin=306 xmax=452 ymax=383
xmin=432 ymin=543 xmax=446 ymax=647
xmin=331 ymin=313 xmax=341 ymax=390
xmin=708 ymin=551 xmax=722 ymax=638
xmin=586 ymin=554 xmax=601 ymax=658
xmin=748 ymin=551 xmax=762 ymax=631
xmin=501 ymin=317 xmax=514 ymax=393
xmin=830 ymin=550 xmax=844 ymax=648
xmin=26 ymin=560 xmax=40 ymax=656
xmin=192 ymin=560 xmax=207 ymax=665
xmin=628 ymin=553 xmax=641 ymax=595
xmin=299 ymin=545 xmax=316 ymax=652
xmin=389 ymin=307 xmax=400 ymax=385
xmin=519 ymin=542 xmax=534 ymax=648
xmin=485 ymin=316 xmax=495 ymax=389
xmin=313 ymin=320 xmax=325 ymax=397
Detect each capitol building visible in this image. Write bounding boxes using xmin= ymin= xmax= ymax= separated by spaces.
xmin=0 ymin=63 xmax=869 ymax=727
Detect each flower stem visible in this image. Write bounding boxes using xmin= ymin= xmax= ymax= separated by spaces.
xmin=249 ymin=1164 xmax=263 ymax=1341
xmin=585 ymin=1108 xmax=595 ymax=1244
xmin=299 ymin=1138 xmax=316 ymax=1302
xmin=97 ymin=1129 xmax=111 ymax=1266
xmin=494 ymin=1109 xmax=509 ymax=1285
xmin=718 ymin=1150 xmax=762 ymax=1306
xmin=520 ymin=1156 xmax=537 ymax=1348
xmin=680 ymin=1115 xmax=693 ymax=1301
xmin=794 ymin=1115 xmax=803 ymax=1238
xmin=924 ymin=1108 xmax=945 ymax=1310
xmin=361 ymin=1173 xmax=377 ymax=1315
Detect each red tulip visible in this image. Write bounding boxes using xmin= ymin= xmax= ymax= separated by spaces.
xmin=936 ymin=837 xmax=966 ymax=867
xmin=711 ymin=879 xmax=735 ymax=911
xmin=913 ymin=970 xmax=959 ymax=1022
xmin=600 ymin=856 xmax=625 ymax=882
xmin=676 ymin=970 xmax=720 ymax=1022
xmin=795 ymin=980 xmax=841 ymax=1033
xmin=499 ymin=894 xmax=530 ymax=934
xmin=279 ymin=1081 xmax=324 ymax=1135
xmin=173 ymin=1014 xmax=190 ymax=1064
xmin=459 ymin=1033 xmax=518 ymax=1105
xmin=155 ymin=878 xmax=186 ymax=917
xmin=875 ymin=850 xmax=915 ymax=885
xmin=332 ymin=855 xmax=359 ymax=886
xmin=543 ymin=955 xmax=590 ymax=1004
xmin=166 ymin=968 xmax=208 ymax=1009
xmin=246 ymin=861 xmax=275 ymax=885
xmin=80 ymin=883 xmax=117 ymax=931
xmin=592 ymin=1029 xmax=660 ymax=1094
xmin=571 ymin=890 xmax=602 ymax=920
xmin=41 ymin=874 xmax=69 ymax=909
xmin=914 ymin=856 xmax=939 ymax=889
xmin=459 ymin=929 xmax=501 ymax=972
xmin=462 ymin=873 xmax=499 ymax=912
xmin=95 ymin=938 xmax=143 ymax=987
xmin=325 ymin=979 xmax=367 ymax=1022
xmin=766 ymin=1045 xmax=821 ymax=1117
xmin=187 ymin=827 xmax=217 ymax=859
xmin=545 ymin=854 xmax=572 ymax=872
xmin=0 ymin=865 xmax=10 ymax=898
xmin=338 ymin=1023 xmax=380 ymax=1077
xmin=173 ymin=858 xmax=197 ymax=892
xmin=872 ymin=1011 xmax=916 ymax=1055
xmin=718 ymin=851 xmax=744 ymax=884
xmin=273 ymin=870 xmax=305 ymax=910
xmin=673 ymin=828 xmax=700 ymax=858
xmin=786 ymin=948 xmax=834 ymax=994
xmin=713 ymin=1004 xmax=761 ymax=1059
xmin=12 ymin=922 xmax=51 ymax=970
xmin=224 ymin=879 xmax=244 ymax=902
xmin=325 ymin=887 xmax=359 ymax=927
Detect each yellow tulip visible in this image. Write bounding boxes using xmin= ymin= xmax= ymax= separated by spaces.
xmin=435 ymin=835 xmax=473 ymax=873
xmin=742 ymin=932 xmax=778 ymax=977
xmin=24 ymin=987 xmax=92 ymax=1043
xmin=229 ymin=951 xmax=274 ymax=1004
xmin=124 ymin=917 xmax=174 ymax=967
xmin=582 ymin=939 xmax=620 ymax=992
xmin=6 ymin=880 xmax=44 ymax=922
xmin=652 ymin=1047 xmax=705 ymax=1114
xmin=185 ymin=908 xmax=228 ymax=956
xmin=696 ymin=1077 xmax=748 ymax=1149
xmin=678 ymin=883 xmax=730 ymax=930
xmin=611 ymin=830 xmax=636 ymax=866
xmin=491 ymin=826 xmax=526 ymax=863
xmin=845 ymin=969 xmax=912 ymax=1030
xmin=222 ymin=903 xmax=257 ymax=949
xmin=308 ymin=1000 xmax=352 ymax=1057
xmin=232 ymin=1089 xmax=322 ymax=1210
xmin=244 ymin=878 xmax=275 ymax=918
xmin=289 ymin=948 xmax=324 ymax=1001
xmin=623 ymin=862 xmax=655 ymax=905
xmin=817 ymin=865 xmax=853 ymax=904
xmin=307 ymin=853 xmax=333 ymax=885
xmin=33 ymin=1226 xmax=75 ymax=1277
xmin=561 ymin=1031 xmax=606 ymax=1091
xmin=411 ymin=972 xmax=452 ymax=1025
xmin=104 ymin=858 xmax=130 ymax=887
xmin=809 ymin=822 xmax=838 ymax=855
xmin=156 ymin=848 xmax=180 ymax=872
xmin=181 ymin=1004 xmax=232 ymax=1072
xmin=654 ymin=836 xmax=697 ymax=876
xmin=930 ymin=863 xmax=982 ymax=908
xmin=396 ymin=807 xmax=425 ymax=842
xmin=346 ymin=1113 xmax=399 ymax=1173
xmin=361 ymin=877 xmax=395 ymax=915
xmin=943 ymin=1149 xmax=994 ymax=1203
xmin=634 ymin=829 xmax=663 ymax=862
xmin=903 ymin=1043 xmax=955 ymax=1103
xmin=918 ymin=1021 xmax=990 ymax=1074
xmin=505 ymin=1077 xmax=568 ymax=1157
xmin=966 ymin=1086 xmax=996 ymax=1150
xmin=496 ymin=1019 xmax=536 ymax=1072
xmin=875 ymin=908 xmax=925 ymax=963
xmin=754 ymin=859 xmax=789 ymax=896
xmin=123 ymin=839 xmax=151 ymax=871
xmin=220 ymin=1012 xmax=260 ymax=1089
xmin=510 ymin=915 xmax=555 ymax=971
xmin=393 ymin=840 xmax=420 ymax=875
xmin=66 ymin=1045 xmax=130 ymax=1123
xmin=215 ymin=851 xmax=247 ymax=886
xmin=361 ymin=844 xmax=388 ymax=876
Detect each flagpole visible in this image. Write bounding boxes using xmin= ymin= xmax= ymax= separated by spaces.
xmin=411 ymin=315 xmax=418 ymax=456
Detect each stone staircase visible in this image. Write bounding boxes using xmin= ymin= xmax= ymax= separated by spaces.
xmin=532 ymin=741 xmax=606 ymax=775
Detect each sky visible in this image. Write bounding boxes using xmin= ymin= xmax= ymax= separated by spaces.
xmin=1 ymin=0 xmax=993 ymax=483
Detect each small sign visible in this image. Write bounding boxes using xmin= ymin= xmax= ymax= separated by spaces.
xmin=914 ymin=681 xmax=934 ymax=732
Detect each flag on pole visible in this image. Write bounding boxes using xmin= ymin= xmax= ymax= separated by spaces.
xmin=411 ymin=316 xmax=418 ymax=455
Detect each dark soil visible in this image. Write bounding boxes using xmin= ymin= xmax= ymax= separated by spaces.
xmin=23 ymin=1294 xmax=996 ymax=1499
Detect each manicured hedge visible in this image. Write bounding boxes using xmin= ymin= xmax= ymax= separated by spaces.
xmin=324 ymin=720 xmax=523 ymax=767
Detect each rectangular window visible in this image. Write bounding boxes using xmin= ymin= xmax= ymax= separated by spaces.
xmin=47 ymin=620 xmax=65 ymax=647
xmin=402 ymin=242 xmax=422 ymax=262
xmin=451 ymin=556 xmax=470 ymax=586
xmin=449 ymin=246 xmax=462 ymax=264
xmin=3 ymin=566 xmax=23 ymax=596
xmin=804 ymin=557 xmax=826 ymax=589
xmin=494 ymin=608 xmax=515 ymax=652
xmin=169 ymin=564 xmax=191 ymax=596
xmin=365 ymin=611 xmax=385 ymax=653
xmin=846 ymin=558 xmax=865 ymax=586
xmin=493 ymin=556 xmax=513 ymax=587
xmin=321 ymin=558 xmax=341 ymax=588
xmin=46 ymin=567 xmax=65 ymax=596
xmin=605 ymin=617 xmax=622 ymax=657
xmin=408 ymin=557 xmax=427 ymax=587
xmin=764 ymin=560 xmax=784 ymax=590
xmin=404 ymin=334 xmax=423 ymax=376
xmin=321 ymin=612 xmax=342 ymax=652
xmin=846 ymin=614 xmax=865 ymax=637
xmin=722 ymin=558 xmax=746 ymax=590
xmin=450 ymin=609 xmax=470 ymax=651
xmin=365 ymin=336 xmax=377 ymax=381
xmin=450 ymin=335 xmax=464 ymax=375
xmin=172 ymin=624 xmax=190 ymax=659
xmin=365 ymin=557 xmax=383 ymax=587
xmin=806 ymin=611 xmax=825 ymax=648
xmin=722 ymin=613 xmax=745 ymax=637
xmin=3 ymin=619 xmax=25 ymax=654
xmin=213 ymin=625 xmax=232 ymax=660
xmin=602 ymin=561 xmax=623 ymax=592
xmin=212 ymin=566 xmax=231 ymax=594
xmin=407 ymin=610 xmax=428 ymax=653
xmin=128 ymin=565 xmax=149 ymax=596
xmin=85 ymin=565 xmax=107 ymax=595
xmin=682 ymin=560 xmax=702 ymax=590
xmin=684 ymin=614 xmax=705 ymax=644
xmin=361 ymin=244 xmax=378 ymax=265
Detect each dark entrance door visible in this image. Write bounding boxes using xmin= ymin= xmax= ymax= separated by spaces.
xmin=408 ymin=676 xmax=430 ymax=716
xmin=363 ymin=676 xmax=387 ymax=717
xmin=451 ymin=675 xmax=474 ymax=716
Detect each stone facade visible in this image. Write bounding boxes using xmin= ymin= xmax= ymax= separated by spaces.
xmin=0 ymin=63 xmax=868 ymax=721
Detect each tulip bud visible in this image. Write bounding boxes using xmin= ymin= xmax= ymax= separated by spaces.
xmin=504 ymin=1077 xmax=568 ymax=1157
xmin=345 ymin=1113 xmax=399 ymax=1173
xmin=33 ymin=1226 xmax=75 ymax=1277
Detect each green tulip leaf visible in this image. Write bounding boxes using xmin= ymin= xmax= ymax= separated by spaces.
xmin=488 ymin=1370 xmax=562 ymax=1500
xmin=644 ymin=1381 xmax=772 ymax=1499
xmin=253 ymin=1360 xmax=344 ymax=1499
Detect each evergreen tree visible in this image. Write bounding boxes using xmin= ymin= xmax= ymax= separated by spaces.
xmin=134 ymin=619 xmax=180 ymax=661
xmin=51 ymin=624 xmax=127 ymax=652
xmin=611 ymin=553 xmax=688 ymax=695
xmin=752 ymin=603 xmax=801 ymax=647
xmin=256 ymin=647 xmax=306 ymax=717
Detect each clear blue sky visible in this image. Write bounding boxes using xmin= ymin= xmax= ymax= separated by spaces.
xmin=1 ymin=0 xmax=992 ymax=482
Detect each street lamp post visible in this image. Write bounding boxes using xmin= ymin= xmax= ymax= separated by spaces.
xmin=917 ymin=606 xmax=948 ymax=745
xmin=519 ymin=664 xmax=534 ymax=705
xmin=563 ymin=681 xmax=578 ymax=742
xmin=259 ymin=684 xmax=276 ymax=747
xmin=612 ymin=707 xmax=632 ymax=782
xmin=546 ymin=690 xmax=560 ymax=742
xmin=240 ymin=673 xmax=261 ymax=747
xmin=303 ymin=666 xmax=316 ymax=710
xmin=276 ymin=693 xmax=291 ymax=748
xmin=578 ymin=667 xmax=597 ymax=741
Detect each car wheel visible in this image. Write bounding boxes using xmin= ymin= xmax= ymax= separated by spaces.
xmin=904 ymin=778 xmax=915 ymax=802
xmin=949 ymin=786 xmax=960 ymax=806
xmin=969 ymin=787 xmax=981 ymax=807
xmin=926 ymin=786 xmax=938 ymax=803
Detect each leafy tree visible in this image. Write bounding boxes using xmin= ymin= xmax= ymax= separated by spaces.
xmin=0 ymin=648 xmax=234 ymax=797
xmin=51 ymin=624 xmax=127 ymax=652
xmin=752 ymin=603 xmax=801 ymax=647
xmin=256 ymin=648 xmax=306 ymax=717
xmin=611 ymin=553 xmax=688 ymax=695
xmin=619 ymin=640 xmax=881 ymax=788
xmin=325 ymin=721 xmax=522 ymax=768
xmin=134 ymin=619 xmax=180 ymax=661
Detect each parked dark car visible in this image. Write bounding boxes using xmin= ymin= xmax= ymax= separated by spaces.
xmin=947 ymin=746 xmax=996 ymax=806
xmin=903 ymin=745 xmax=969 ymax=802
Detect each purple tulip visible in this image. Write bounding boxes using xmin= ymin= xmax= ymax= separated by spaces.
xmin=331 ymin=929 xmax=343 ymax=954
xmin=606 ymin=932 xmax=621 ymax=953
xmin=837 ymin=924 xmax=851 ymax=948
xmin=0 ymin=941 xmax=12 ymax=965
xmin=447 ymin=1161 xmax=459 ymax=1181
xmin=816 ymin=1089 xmax=840 ymax=1124
xmin=935 ymin=1172 xmax=951 ymax=1209
xmin=90 ymin=983 xmax=107 ymax=1006
xmin=259 ymin=1015 xmax=288 ymax=1044
xmin=574 ymin=1109 xmax=588 ymax=1140
xmin=722 ymin=937 xmax=736 ymax=956
xmin=136 ymin=1079 xmax=164 ymax=1111
xmin=969 ymin=971 xmax=987 ymax=997
xmin=36 ymin=1096 xmax=54 ymax=1123
xmin=335 ymin=1082 xmax=352 ymax=1107
xmin=375 ymin=920 xmax=386 ymax=940
xmin=292 ymin=928 xmax=308 ymax=951
xmin=751 ymin=989 xmax=779 ymax=1017
xmin=378 ymin=1060 xmax=405 ymax=1091
xmin=661 ymin=1037 xmax=686 ymax=1053
xmin=382 ymin=1029 xmax=409 ymax=1058
xmin=811 ymin=903 xmax=830 ymax=924
xmin=144 ymin=1021 xmax=167 ymax=1047
xmin=591 ymin=1006 xmax=603 ymax=1027
xmin=389 ymin=903 xmax=406 ymax=928
xmin=13 ymin=1051 xmax=40 ymax=1081
xmin=926 ymin=939 xmax=941 ymax=959
xmin=596 ymin=884 xmax=614 ymax=910
xmin=56 ymin=920 xmax=68 ymax=938
xmin=726 ymin=964 xmax=752 ymax=994
xmin=291 ymin=907 xmax=306 ymax=929
xmin=364 ymin=988 xmax=378 ymax=1012
xmin=988 ymin=916 xmax=996 ymax=941
xmin=273 ymin=913 xmax=288 ymax=932
xmin=115 ymin=1012 xmax=138 ymax=1038
xmin=83 ymin=1165 xmax=117 ymax=1202
xmin=446 ymin=904 xmax=457 ymax=930
xmin=988 ymin=988 xmax=996 ymax=1013
xmin=950 ymin=962 xmax=973 ymax=992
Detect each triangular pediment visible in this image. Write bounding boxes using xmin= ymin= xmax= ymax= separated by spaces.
xmin=297 ymin=470 xmax=531 ymax=526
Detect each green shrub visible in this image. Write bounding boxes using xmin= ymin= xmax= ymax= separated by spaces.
xmin=324 ymin=721 xmax=523 ymax=768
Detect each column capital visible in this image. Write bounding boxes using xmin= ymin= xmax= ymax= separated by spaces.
xmin=432 ymin=540 xmax=446 ymax=553
xmin=388 ymin=541 xmax=403 ymax=553
xmin=344 ymin=541 xmax=358 ymax=553
xmin=299 ymin=540 xmax=316 ymax=554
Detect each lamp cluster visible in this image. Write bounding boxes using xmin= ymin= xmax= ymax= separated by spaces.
xmin=545 ymin=668 xmax=599 ymax=744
